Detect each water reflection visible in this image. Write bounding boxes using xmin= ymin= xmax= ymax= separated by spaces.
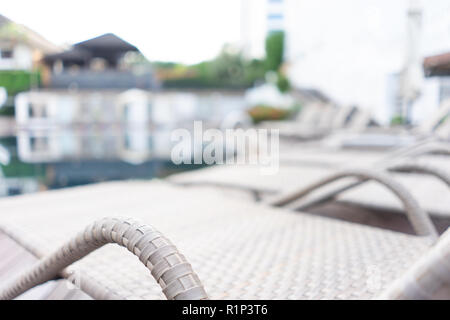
xmin=0 ymin=128 xmax=206 ymax=197
xmin=16 ymin=128 xmax=176 ymax=163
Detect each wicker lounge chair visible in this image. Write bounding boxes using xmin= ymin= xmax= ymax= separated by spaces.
xmin=437 ymin=118 xmax=450 ymax=140
xmin=261 ymin=97 xmax=448 ymax=149
xmin=276 ymin=104 xmax=351 ymax=140
xmin=171 ymin=150 xmax=450 ymax=219
xmin=315 ymin=99 xmax=450 ymax=150
xmin=0 ymin=180 xmax=447 ymax=300
xmin=266 ymin=99 xmax=448 ymax=157
xmin=258 ymin=102 xmax=327 ymax=132
xmin=278 ymin=139 xmax=450 ymax=168
xmin=259 ymin=103 xmax=369 ymax=141
xmin=274 ymin=140 xmax=450 ymax=217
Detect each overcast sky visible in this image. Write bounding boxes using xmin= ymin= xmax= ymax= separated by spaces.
xmin=3 ymin=0 xmax=449 ymax=65
xmin=1 ymin=0 xmax=243 ymax=64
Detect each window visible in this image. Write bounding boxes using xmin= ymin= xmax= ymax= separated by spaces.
xmin=0 ymin=49 xmax=13 ymax=59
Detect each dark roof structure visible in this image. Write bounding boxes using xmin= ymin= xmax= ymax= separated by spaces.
xmin=74 ymin=33 xmax=138 ymax=52
xmin=42 ymin=33 xmax=155 ymax=90
xmin=44 ymin=47 xmax=92 ymax=65
xmin=43 ymin=33 xmax=139 ymax=68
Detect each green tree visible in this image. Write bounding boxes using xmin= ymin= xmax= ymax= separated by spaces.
xmin=158 ymin=45 xmax=266 ymax=89
xmin=265 ymin=31 xmax=285 ymax=72
xmin=0 ymin=70 xmax=41 ymax=96
xmin=264 ymin=31 xmax=291 ymax=92
xmin=276 ymin=73 xmax=291 ymax=93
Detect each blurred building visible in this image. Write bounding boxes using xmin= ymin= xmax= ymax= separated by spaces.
xmin=266 ymin=0 xmax=284 ymax=33
xmin=386 ymin=49 xmax=450 ymax=125
xmin=282 ymin=0 xmax=450 ymax=123
xmin=424 ymin=52 xmax=450 ymax=77
xmin=15 ymin=34 xmax=161 ymax=127
xmin=422 ymin=51 xmax=450 ymax=111
xmin=240 ymin=0 xmax=286 ymax=58
xmin=0 ymin=14 xmax=59 ymax=71
xmin=14 ymin=88 xmax=246 ymax=128
xmin=42 ymin=33 xmax=155 ymax=90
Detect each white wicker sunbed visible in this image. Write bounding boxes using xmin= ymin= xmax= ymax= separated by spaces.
xmin=275 ymin=140 xmax=450 ymax=216
xmin=0 ymin=181 xmax=448 ymax=300
xmin=259 ymin=104 xmax=371 ymax=141
xmin=273 ymin=99 xmax=450 ymax=152
xmin=171 ymin=159 xmax=450 ymax=219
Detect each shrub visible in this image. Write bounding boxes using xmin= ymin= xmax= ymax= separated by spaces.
xmin=276 ymin=72 xmax=290 ymax=93
xmin=390 ymin=114 xmax=406 ymax=125
xmin=265 ymin=31 xmax=285 ymax=72
xmin=0 ymin=70 xmax=40 ymax=96
xmin=247 ymin=105 xmax=292 ymax=123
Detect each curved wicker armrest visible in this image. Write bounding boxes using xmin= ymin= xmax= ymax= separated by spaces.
xmin=0 ymin=217 xmax=208 ymax=300
xmin=404 ymin=143 xmax=450 ymax=158
xmin=388 ymin=161 xmax=450 ymax=187
xmin=272 ymin=161 xmax=450 ymax=218
xmin=267 ymin=168 xmax=438 ymax=240
xmin=380 ymin=140 xmax=449 ymax=165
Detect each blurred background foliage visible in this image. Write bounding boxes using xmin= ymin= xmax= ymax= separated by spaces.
xmin=0 ymin=70 xmax=41 ymax=115
xmin=156 ymin=46 xmax=266 ymax=89
xmin=0 ymin=70 xmax=40 ymax=96
xmin=247 ymin=104 xmax=291 ymax=123
xmin=154 ymin=31 xmax=290 ymax=92
xmin=248 ymin=102 xmax=301 ymax=123
xmin=265 ymin=31 xmax=284 ymax=72
xmin=390 ymin=114 xmax=406 ymax=125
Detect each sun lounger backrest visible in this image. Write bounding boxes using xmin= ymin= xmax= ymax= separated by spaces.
xmin=379 ymin=228 xmax=450 ymax=300
xmin=435 ymin=116 xmax=450 ymax=140
xmin=294 ymin=103 xmax=323 ymax=127
xmin=346 ymin=108 xmax=373 ymax=132
xmin=418 ymin=99 xmax=450 ymax=135
xmin=330 ymin=105 xmax=355 ymax=130
xmin=316 ymin=104 xmax=337 ymax=130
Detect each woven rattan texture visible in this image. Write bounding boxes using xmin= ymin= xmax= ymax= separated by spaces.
xmin=0 ymin=217 xmax=208 ymax=300
xmin=0 ymin=181 xmax=431 ymax=299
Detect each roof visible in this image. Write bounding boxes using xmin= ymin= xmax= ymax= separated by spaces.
xmin=0 ymin=14 xmax=11 ymax=28
xmin=423 ymin=52 xmax=450 ymax=76
xmin=44 ymin=47 xmax=91 ymax=63
xmin=74 ymin=33 xmax=138 ymax=52
xmin=0 ymin=14 xmax=59 ymax=53
xmin=43 ymin=33 xmax=140 ymax=66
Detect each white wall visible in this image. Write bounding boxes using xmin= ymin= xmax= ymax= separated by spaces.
xmin=0 ymin=44 xmax=33 ymax=70
xmin=411 ymin=77 xmax=441 ymax=124
xmin=240 ymin=0 xmax=267 ymax=58
xmin=13 ymin=44 xmax=33 ymax=69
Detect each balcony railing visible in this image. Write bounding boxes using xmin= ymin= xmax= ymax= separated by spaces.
xmin=48 ymin=70 xmax=155 ymax=90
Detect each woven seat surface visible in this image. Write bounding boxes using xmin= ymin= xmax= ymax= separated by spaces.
xmin=0 ymin=180 xmax=432 ymax=300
